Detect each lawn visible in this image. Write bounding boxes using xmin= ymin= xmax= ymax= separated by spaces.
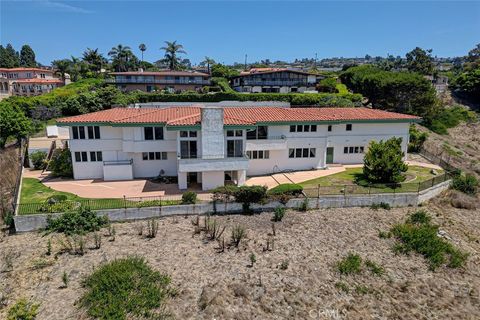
xmin=19 ymin=178 xmax=181 ymax=215
xmin=300 ymin=166 xmax=444 ymax=196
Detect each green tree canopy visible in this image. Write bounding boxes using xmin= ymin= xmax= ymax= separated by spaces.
xmin=108 ymin=44 xmax=138 ymax=72
xmin=0 ymin=43 xmax=20 ymax=68
xmin=82 ymin=48 xmax=105 ymax=72
xmin=19 ymin=45 xmax=37 ymax=67
xmin=363 ymin=137 xmax=408 ymax=184
xmin=211 ymin=63 xmax=240 ymax=78
xmin=340 ymin=65 xmax=437 ymax=120
xmin=160 ymin=41 xmax=186 ymax=70
xmin=0 ymin=102 xmax=32 ymax=148
xmin=405 ymin=47 xmax=434 ymax=75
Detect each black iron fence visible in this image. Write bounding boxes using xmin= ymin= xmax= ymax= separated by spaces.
xmin=302 ymin=173 xmax=450 ymax=198
xmin=16 ymin=194 xmax=199 ymax=215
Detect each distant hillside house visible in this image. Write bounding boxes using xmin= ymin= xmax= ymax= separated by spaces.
xmin=231 ymin=68 xmax=320 ymax=93
xmin=107 ymin=70 xmax=211 ymax=93
xmin=0 ymin=67 xmax=65 ymax=100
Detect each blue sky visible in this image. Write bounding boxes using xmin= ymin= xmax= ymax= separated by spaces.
xmin=1 ymin=1 xmax=479 ymax=66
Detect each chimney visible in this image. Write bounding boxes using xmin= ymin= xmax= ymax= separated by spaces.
xmin=201 ymin=107 xmax=224 ymax=159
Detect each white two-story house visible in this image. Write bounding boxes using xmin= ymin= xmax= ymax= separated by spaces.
xmin=57 ymin=103 xmax=420 ymax=191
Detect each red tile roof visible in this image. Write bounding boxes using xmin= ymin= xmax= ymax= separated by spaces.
xmin=13 ymin=78 xmax=63 ymax=84
xmin=109 ymin=70 xmax=210 ymax=77
xmin=0 ymin=68 xmax=54 ymax=73
xmin=57 ymin=106 xmax=420 ymax=126
xmin=237 ymin=68 xmax=314 ymax=77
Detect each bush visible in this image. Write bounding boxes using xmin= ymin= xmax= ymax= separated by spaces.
xmin=427 ymin=105 xmax=477 ymax=135
xmin=233 ymin=185 xmax=267 ymax=213
xmin=390 ymin=211 xmax=468 ymax=270
xmin=45 ymin=206 xmax=109 ymax=235
xmin=211 ymin=185 xmax=238 ymax=202
xmin=268 ymin=183 xmax=303 ymax=197
xmin=231 ymin=225 xmax=246 ymax=247
xmin=408 ymin=125 xmax=428 ymax=152
xmin=3 ymin=210 xmax=14 ymax=228
xmin=365 ymin=259 xmax=385 ymax=276
xmin=452 ymin=173 xmax=478 ymax=195
xmin=79 ymin=256 xmax=174 ymax=320
xmin=30 ymin=150 xmax=47 ymax=170
xmin=7 ymin=298 xmax=39 ymax=320
xmin=337 ymin=252 xmax=362 ymax=275
xmin=370 ymin=202 xmax=391 ymax=210
xmin=272 ymin=206 xmax=286 ymax=222
xmin=48 ymin=147 xmax=73 ymax=177
xmin=363 ymin=137 xmax=408 ymax=183
xmin=448 ymin=190 xmax=477 ymax=210
xmin=181 ymin=191 xmax=197 ymax=204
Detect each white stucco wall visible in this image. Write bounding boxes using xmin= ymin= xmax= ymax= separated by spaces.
xmin=131 ymin=152 xmax=177 ymax=178
xmin=202 ymin=171 xmax=225 ymax=190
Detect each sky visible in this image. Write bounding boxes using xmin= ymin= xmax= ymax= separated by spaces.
xmin=1 ymin=0 xmax=479 ymax=66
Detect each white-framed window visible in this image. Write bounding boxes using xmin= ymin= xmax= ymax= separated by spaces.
xmin=142 ymin=152 xmax=168 ymax=161
xmin=247 ymin=150 xmax=270 ymax=159
xmin=343 ymin=146 xmax=364 ymax=154
xmin=87 ymin=126 xmax=101 ymax=139
xmin=289 ymin=124 xmax=317 ymax=133
xmin=89 ymin=151 xmax=103 ymax=162
xmin=74 ymin=151 xmax=88 ymax=162
xmin=179 ymin=130 xmax=197 ymax=138
xmin=72 ymin=126 xmax=100 ymax=140
xmin=144 ymin=127 xmax=164 ymax=140
xmin=328 ymin=125 xmax=332 ymax=132
xmin=288 ymin=148 xmax=316 ymax=158
xmin=226 ymin=129 xmax=243 ymax=137
xmin=346 ymin=124 xmax=352 ymax=131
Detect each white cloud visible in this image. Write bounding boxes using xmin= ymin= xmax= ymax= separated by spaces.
xmin=34 ymin=0 xmax=93 ymax=14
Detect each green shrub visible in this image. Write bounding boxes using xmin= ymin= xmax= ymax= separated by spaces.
xmin=407 ymin=210 xmax=431 ymax=224
xmin=231 ymin=225 xmax=246 ymax=247
xmin=452 ymin=173 xmax=478 ymax=195
xmin=211 ymin=185 xmax=238 ymax=201
xmin=337 ymin=253 xmax=362 ymax=275
xmin=298 ymin=198 xmax=309 ymax=212
xmin=79 ymin=256 xmax=174 ymax=320
xmin=370 ymin=202 xmax=391 ymax=210
xmin=390 ymin=211 xmax=468 ymax=270
xmin=365 ymin=259 xmax=385 ymax=276
xmin=181 ymin=191 xmax=197 ymax=204
xmin=45 ymin=206 xmax=109 ymax=235
xmin=272 ymin=206 xmax=286 ymax=222
xmin=30 ymin=150 xmax=47 ymax=170
xmin=363 ymin=137 xmax=408 ymax=183
xmin=7 ymin=298 xmax=39 ymax=320
xmin=335 ymin=281 xmax=349 ymax=293
xmin=233 ymin=185 xmax=267 ymax=213
xmin=427 ymin=105 xmax=477 ymax=135
xmin=48 ymin=147 xmax=73 ymax=177
xmin=268 ymin=183 xmax=303 ymax=197
xmin=408 ymin=125 xmax=428 ymax=152
xmin=3 ymin=210 xmax=14 ymax=228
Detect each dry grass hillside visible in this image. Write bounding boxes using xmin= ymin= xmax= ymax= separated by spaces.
xmin=0 ymin=144 xmax=21 ymax=218
xmin=0 ymin=203 xmax=479 ymax=319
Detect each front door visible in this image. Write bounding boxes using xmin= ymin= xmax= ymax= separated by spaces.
xmin=326 ymin=147 xmax=334 ymax=164
xmin=187 ymin=172 xmax=197 ymax=184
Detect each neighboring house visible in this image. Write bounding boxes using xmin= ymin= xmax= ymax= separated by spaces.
xmin=28 ymin=125 xmax=70 ymax=168
xmin=0 ymin=68 xmax=65 ymax=100
xmin=107 ymin=70 xmax=211 ymax=93
xmin=231 ymin=68 xmax=321 ymax=93
xmin=425 ymin=75 xmax=449 ymax=94
xmin=56 ymin=103 xmax=419 ymax=191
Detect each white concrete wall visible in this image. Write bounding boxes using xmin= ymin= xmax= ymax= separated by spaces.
xmin=202 ymin=171 xmax=225 ymax=190
xmin=131 ymin=152 xmax=177 ymax=178
xmin=103 ymin=164 xmax=133 ymax=181
xmin=201 ymin=107 xmax=224 ymax=158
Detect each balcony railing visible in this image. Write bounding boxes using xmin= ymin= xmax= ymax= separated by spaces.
xmin=103 ymin=159 xmax=133 ymax=166
xmin=246 ymin=135 xmax=286 ymax=141
xmin=239 ymin=80 xmax=315 ymax=87
xmin=106 ymin=78 xmax=211 ymax=85
xmin=177 ymin=154 xmax=248 ymax=160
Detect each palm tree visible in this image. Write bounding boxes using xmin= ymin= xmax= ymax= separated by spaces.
xmin=108 ymin=44 xmax=133 ymax=72
xmin=52 ymin=59 xmax=71 ymax=81
xmin=160 ymin=41 xmax=186 ymax=70
xmin=201 ymin=56 xmax=215 ymax=74
xmin=82 ymin=48 xmax=105 ymax=72
xmin=139 ymin=43 xmax=146 ymax=63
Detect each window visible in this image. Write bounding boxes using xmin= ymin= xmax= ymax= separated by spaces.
xmin=346 ymin=124 xmax=352 ymax=131
xmin=227 ymin=140 xmax=243 ymax=157
xmin=180 ymin=131 xmax=197 ymax=138
xmin=74 ymin=151 xmax=88 ymax=162
xmin=144 ymin=127 xmax=164 ymax=140
xmin=343 ymin=146 xmax=365 ymax=154
xmin=180 ymin=140 xmax=197 ymax=159
xmin=290 ymin=124 xmax=317 ymax=133
xmin=328 ymin=125 xmax=332 ymax=132
xmin=90 ymin=151 xmax=102 ymax=162
xmin=247 ymin=150 xmax=270 ymax=159
xmin=288 ymin=148 xmax=316 ymax=158
xmin=142 ymin=152 xmax=168 ymax=160
xmin=72 ymin=126 xmax=79 ymax=139
xmin=226 ymin=130 xmax=243 ymax=137
xmin=247 ymin=126 xmax=268 ymax=140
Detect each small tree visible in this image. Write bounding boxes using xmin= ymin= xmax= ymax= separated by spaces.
xmin=30 ymin=150 xmax=47 ymax=170
xmin=233 ymin=185 xmax=267 ymax=214
xmin=363 ymin=137 xmax=408 ymax=183
xmin=49 ymin=147 xmax=73 ymax=177
xmin=408 ymin=125 xmax=428 ymax=152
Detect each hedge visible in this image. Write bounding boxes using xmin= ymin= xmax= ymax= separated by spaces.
xmin=268 ymin=183 xmax=304 ymax=196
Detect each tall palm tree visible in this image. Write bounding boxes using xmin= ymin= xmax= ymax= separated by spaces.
xmin=160 ymin=41 xmax=186 ymax=70
xmin=201 ymin=56 xmax=215 ymax=74
xmin=82 ymin=48 xmax=104 ymax=72
xmin=108 ymin=44 xmax=133 ymax=72
xmin=52 ymin=59 xmax=71 ymax=81
xmin=139 ymin=43 xmax=146 ymax=63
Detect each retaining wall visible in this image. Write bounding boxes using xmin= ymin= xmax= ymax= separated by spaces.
xmin=14 ymin=180 xmax=451 ymax=232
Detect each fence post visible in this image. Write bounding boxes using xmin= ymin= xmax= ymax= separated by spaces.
xmin=123 ymin=195 xmax=127 ymax=210
xmin=317 ymin=184 xmax=320 ymax=199
xmin=431 ymin=178 xmax=435 ymax=188
xmin=417 ymin=182 xmax=420 ymax=194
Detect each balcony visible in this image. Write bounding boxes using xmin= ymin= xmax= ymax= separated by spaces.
xmin=240 ymin=80 xmax=315 ymax=87
xmin=178 ymin=154 xmax=249 ymax=172
xmin=69 ymin=139 xmax=122 ymax=151
xmin=246 ymin=136 xmax=287 ymax=151
xmin=122 ymin=139 xmax=177 ymax=153
xmin=106 ymin=78 xmax=211 ymax=85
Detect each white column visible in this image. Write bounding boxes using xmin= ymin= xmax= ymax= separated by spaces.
xmin=178 ymin=172 xmax=187 ymax=190
xmin=237 ymin=170 xmax=246 ymax=186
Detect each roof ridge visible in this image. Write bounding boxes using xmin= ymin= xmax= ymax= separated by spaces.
xmin=224 ymin=114 xmax=255 ymax=124
xmin=166 ymin=112 xmax=201 ymax=125
xmin=112 ymin=108 xmax=161 ymax=123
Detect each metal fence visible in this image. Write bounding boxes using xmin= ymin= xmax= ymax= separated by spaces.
xmin=16 ymin=194 xmax=200 ymax=215
xmin=302 ymin=173 xmax=450 ymax=198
